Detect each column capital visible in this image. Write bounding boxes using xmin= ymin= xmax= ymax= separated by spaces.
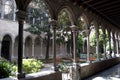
xmin=85 ymin=29 xmax=90 ymax=36
xmin=70 ymin=25 xmax=78 ymax=31
xmin=50 ymin=19 xmax=57 ymax=29
xmin=16 ymin=10 xmax=27 ymax=21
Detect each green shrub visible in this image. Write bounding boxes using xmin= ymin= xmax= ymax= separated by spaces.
xmin=58 ymin=62 xmax=70 ymax=73
xmin=0 ymin=58 xmax=12 ymax=78
xmin=0 ymin=58 xmax=44 ymax=78
xmin=11 ymin=65 xmax=17 ymax=76
xmin=22 ymin=59 xmax=44 ymax=73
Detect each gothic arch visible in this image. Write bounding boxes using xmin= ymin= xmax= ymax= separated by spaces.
xmin=79 ymin=13 xmax=90 ymax=29
xmin=56 ymin=6 xmax=75 ymax=25
xmin=77 ymin=13 xmax=90 ymax=30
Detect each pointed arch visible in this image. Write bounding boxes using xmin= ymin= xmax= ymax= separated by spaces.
xmin=80 ymin=13 xmax=89 ymax=28
xmin=57 ymin=6 xmax=75 ymax=25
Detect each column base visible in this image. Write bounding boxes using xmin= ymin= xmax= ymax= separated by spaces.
xmin=69 ymin=62 xmax=80 ymax=80
xmin=17 ymin=73 xmax=25 ymax=80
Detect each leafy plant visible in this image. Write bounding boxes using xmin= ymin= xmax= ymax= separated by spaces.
xmin=0 ymin=58 xmax=12 ymax=78
xmin=57 ymin=62 xmax=71 ymax=73
xmin=22 ymin=59 xmax=44 ymax=74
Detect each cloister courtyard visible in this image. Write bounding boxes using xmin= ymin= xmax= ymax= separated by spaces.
xmin=0 ymin=0 xmax=120 ymax=80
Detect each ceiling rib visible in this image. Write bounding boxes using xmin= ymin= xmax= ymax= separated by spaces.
xmin=94 ymin=1 xmax=120 ymax=9
xmin=99 ymin=5 xmax=120 ymax=11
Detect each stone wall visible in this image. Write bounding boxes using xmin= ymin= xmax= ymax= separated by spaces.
xmin=80 ymin=57 xmax=120 ymax=79
xmin=26 ymin=72 xmax=62 ymax=80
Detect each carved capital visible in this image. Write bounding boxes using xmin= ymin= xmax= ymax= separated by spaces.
xmin=85 ymin=29 xmax=90 ymax=36
xmin=70 ymin=25 xmax=78 ymax=32
xmin=50 ymin=19 xmax=57 ymax=29
xmin=16 ymin=10 xmax=27 ymax=21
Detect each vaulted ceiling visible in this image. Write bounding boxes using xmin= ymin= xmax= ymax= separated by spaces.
xmin=70 ymin=0 xmax=120 ymax=28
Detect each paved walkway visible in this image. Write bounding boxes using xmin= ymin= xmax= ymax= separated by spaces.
xmin=85 ymin=63 xmax=120 ymax=80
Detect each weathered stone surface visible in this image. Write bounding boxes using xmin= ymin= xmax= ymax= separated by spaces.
xmin=80 ymin=57 xmax=120 ymax=79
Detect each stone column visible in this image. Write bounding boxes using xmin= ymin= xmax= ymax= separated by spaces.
xmin=70 ymin=25 xmax=80 ymax=80
xmin=16 ymin=10 xmax=27 ymax=79
xmin=112 ymin=34 xmax=116 ymax=57
xmin=0 ymin=40 xmax=2 ymax=58
xmin=96 ymin=32 xmax=99 ymax=61
xmin=40 ymin=38 xmax=43 ymax=58
xmin=23 ymin=42 xmax=25 ymax=58
xmin=13 ymin=6 xmax=16 ymax=21
xmin=108 ymin=32 xmax=112 ymax=58
xmin=103 ymin=32 xmax=107 ymax=59
xmin=83 ymin=38 xmax=85 ymax=53
xmin=118 ymin=39 xmax=120 ymax=55
xmin=1 ymin=1 xmax=5 ymax=19
xmin=116 ymin=37 xmax=119 ymax=56
xmin=11 ymin=40 xmax=15 ymax=61
xmin=85 ymin=29 xmax=90 ymax=63
xmin=32 ymin=41 xmax=35 ymax=57
xmin=50 ymin=19 xmax=57 ymax=71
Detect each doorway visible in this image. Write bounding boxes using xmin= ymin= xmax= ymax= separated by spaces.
xmin=1 ymin=35 xmax=12 ymax=61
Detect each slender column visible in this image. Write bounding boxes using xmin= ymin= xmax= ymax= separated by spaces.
xmin=96 ymin=31 xmax=99 ymax=61
xmin=32 ymin=41 xmax=35 ymax=57
xmin=118 ymin=39 xmax=120 ymax=54
xmin=83 ymin=38 xmax=85 ymax=53
xmin=116 ymin=38 xmax=119 ymax=56
xmin=1 ymin=1 xmax=5 ymax=19
xmin=11 ymin=40 xmax=15 ymax=60
xmin=23 ymin=42 xmax=25 ymax=58
xmin=85 ymin=29 xmax=90 ymax=63
xmin=108 ymin=32 xmax=112 ymax=58
xmin=103 ymin=32 xmax=107 ymax=59
xmin=13 ymin=6 xmax=16 ymax=21
xmin=112 ymin=34 xmax=116 ymax=57
xmin=16 ymin=10 xmax=27 ymax=78
xmin=71 ymin=26 xmax=77 ymax=63
xmin=0 ymin=40 xmax=2 ymax=58
xmin=40 ymin=38 xmax=43 ymax=57
xmin=50 ymin=19 xmax=57 ymax=71
xmin=70 ymin=25 xmax=80 ymax=80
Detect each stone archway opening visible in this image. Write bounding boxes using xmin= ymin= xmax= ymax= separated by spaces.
xmin=14 ymin=36 xmax=18 ymax=59
xmin=34 ymin=37 xmax=41 ymax=59
xmin=1 ymin=35 xmax=12 ymax=61
xmin=25 ymin=36 xmax=32 ymax=58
